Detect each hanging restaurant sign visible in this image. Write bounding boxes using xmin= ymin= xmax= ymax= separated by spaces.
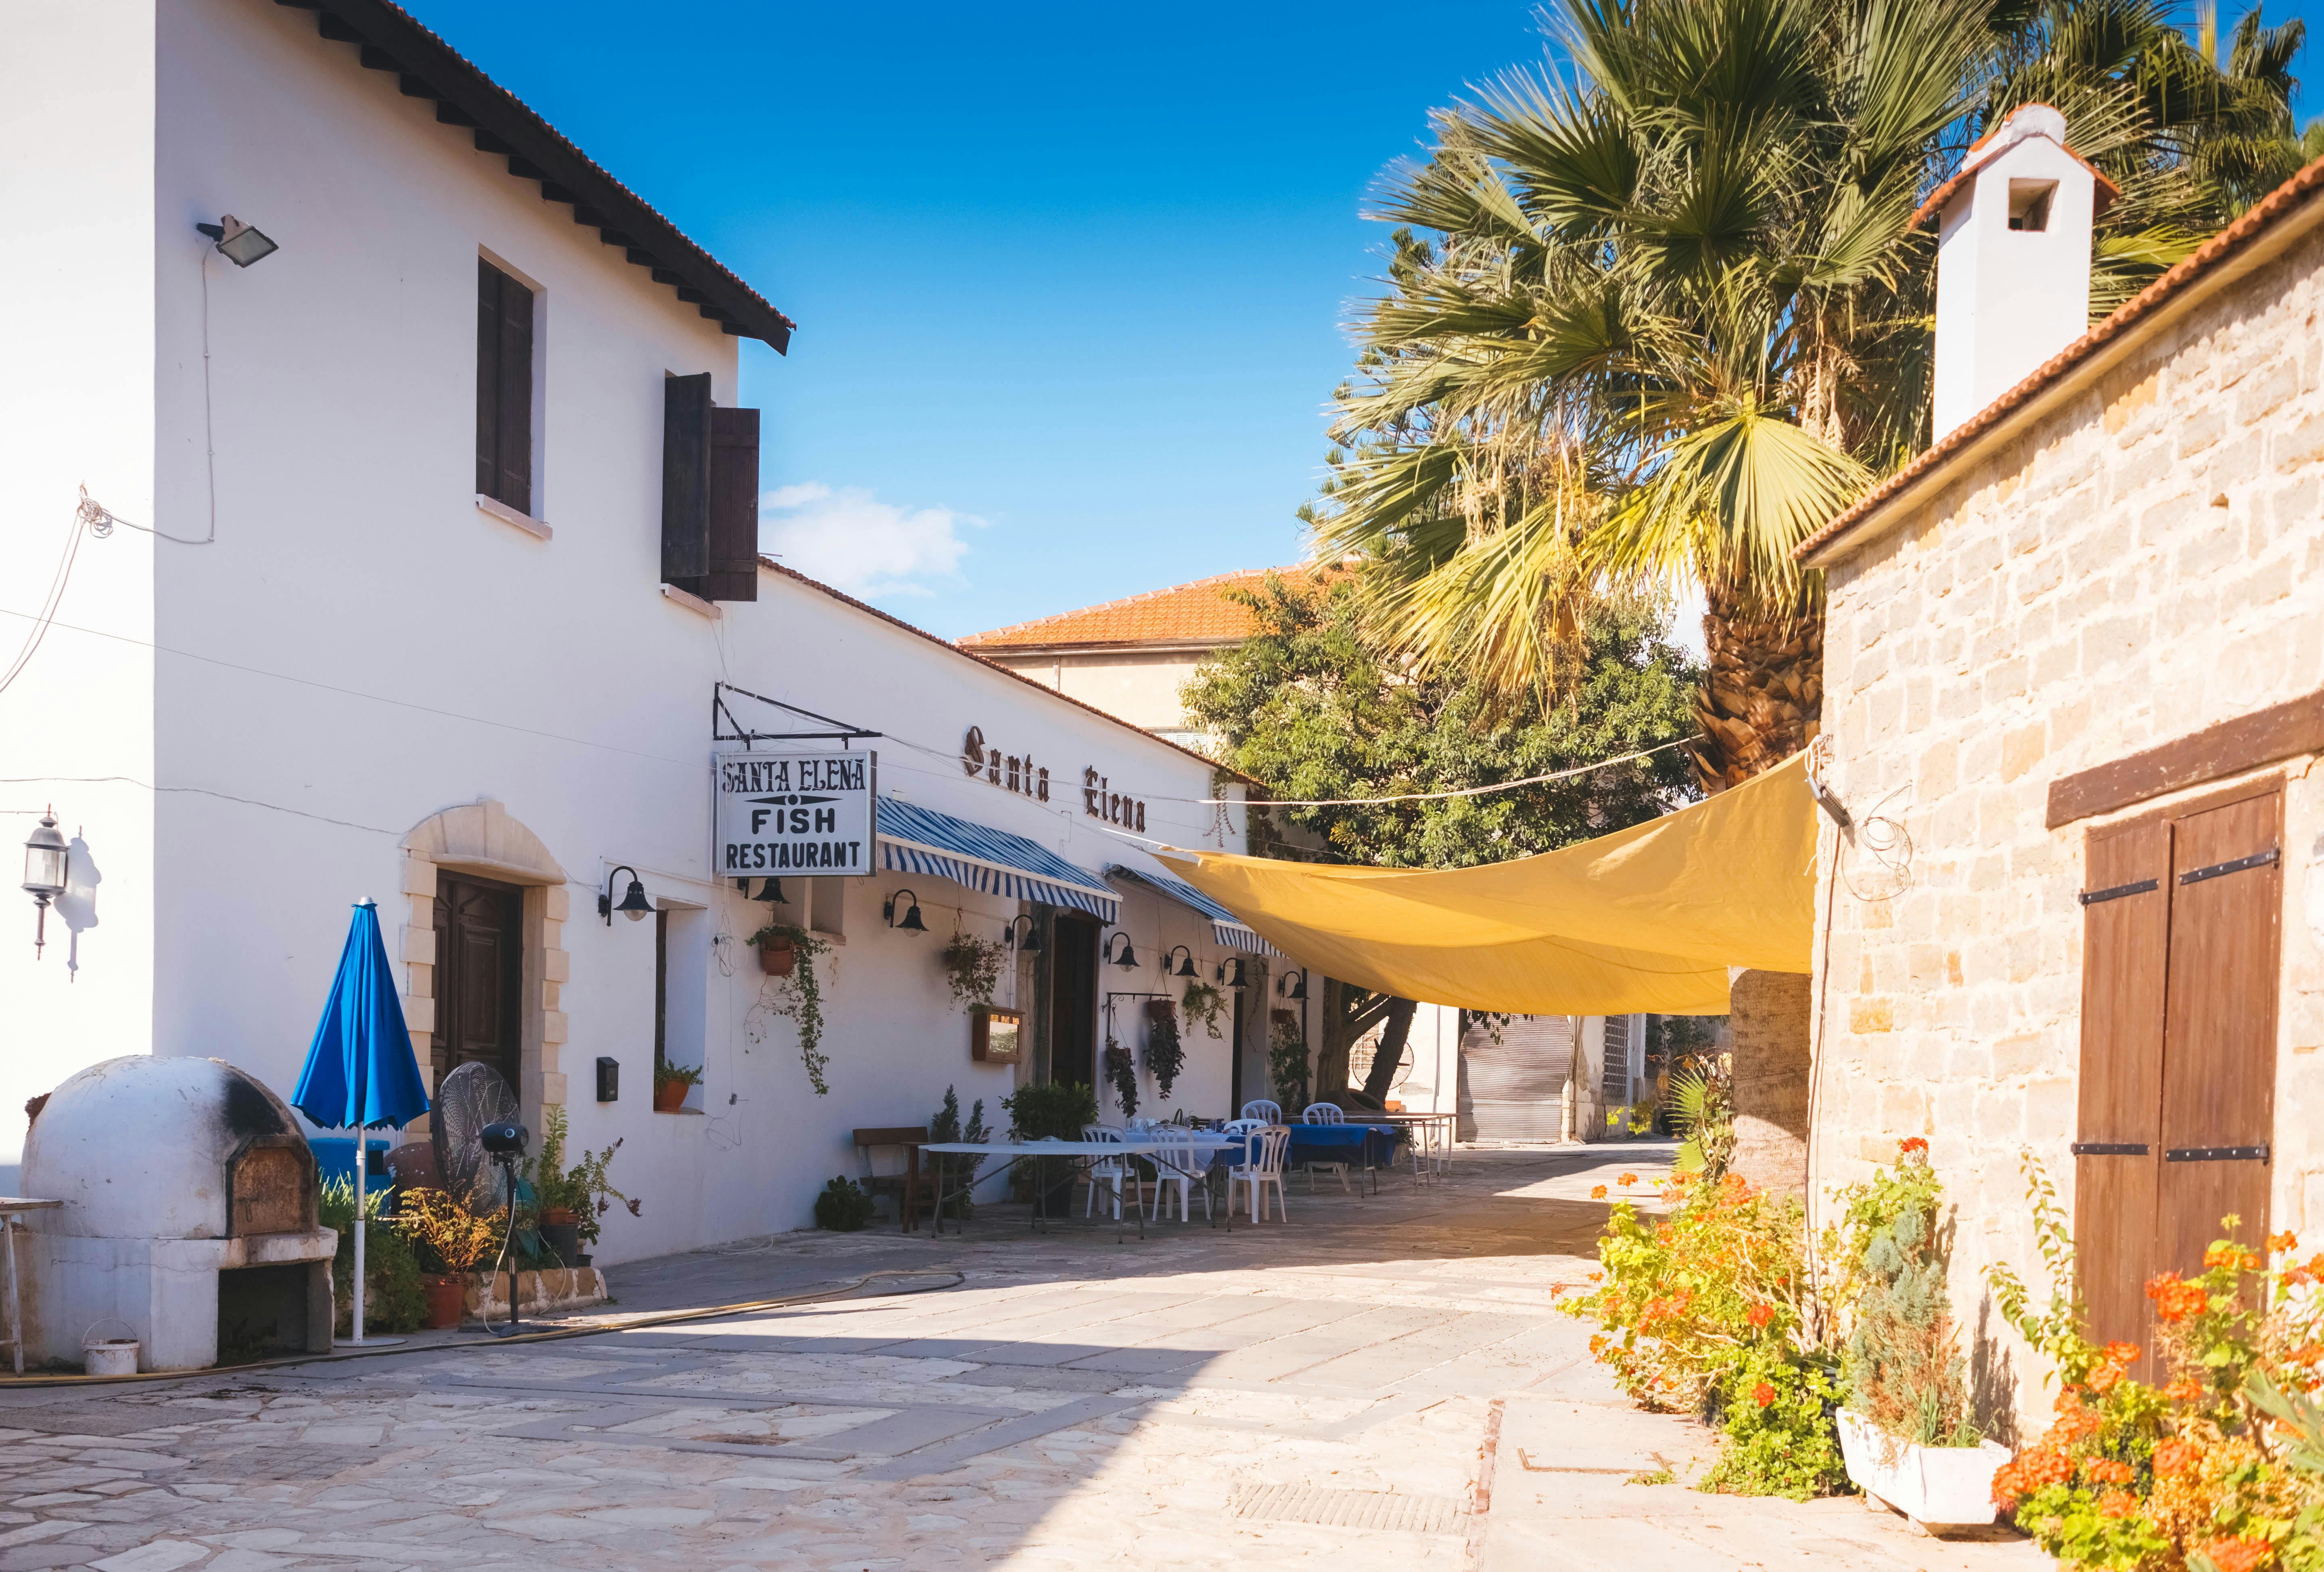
xmin=715 ymin=750 xmax=876 ymax=877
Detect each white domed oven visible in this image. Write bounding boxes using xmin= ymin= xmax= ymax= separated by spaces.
xmin=21 ymin=1057 xmax=337 ymax=1371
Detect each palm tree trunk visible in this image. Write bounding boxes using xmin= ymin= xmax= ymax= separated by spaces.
xmin=1691 ymin=582 xmax=1823 ymax=792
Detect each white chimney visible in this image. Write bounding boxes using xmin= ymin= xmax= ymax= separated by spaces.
xmin=1925 ymin=103 xmax=2113 ymax=441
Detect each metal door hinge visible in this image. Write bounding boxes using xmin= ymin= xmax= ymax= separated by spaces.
xmin=2078 ymin=878 xmax=2158 ymax=906
xmin=2178 ymin=848 xmax=2280 ymax=886
xmin=2165 ymin=1145 xmax=2270 ymax=1163
xmin=2071 ymin=1142 xmax=2149 ymax=1156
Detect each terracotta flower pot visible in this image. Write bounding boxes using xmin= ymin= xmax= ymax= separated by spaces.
xmin=539 ymin=1206 xmax=578 ymax=1226
xmin=422 ymin=1275 xmax=466 ymax=1330
xmin=1145 ymin=999 xmax=1177 ymax=1023
xmin=759 ymin=936 xmax=796 ymax=976
xmin=654 ymin=1079 xmax=690 ymax=1113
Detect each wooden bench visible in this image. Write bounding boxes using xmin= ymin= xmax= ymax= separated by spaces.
xmin=851 ymin=1127 xmax=926 ymax=1232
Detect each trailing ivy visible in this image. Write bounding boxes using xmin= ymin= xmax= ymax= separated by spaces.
xmin=940 ymin=933 xmax=1006 ymax=1010
xmin=1102 ymin=1035 xmax=1138 ymax=1120
xmin=747 ymin=922 xmax=832 ymax=1094
xmin=1180 ymin=981 xmax=1226 ymax=1039
xmin=1145 ymin=1007 xmax=1185 ymax=1100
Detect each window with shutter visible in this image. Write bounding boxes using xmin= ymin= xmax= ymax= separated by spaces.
xmin=475 ymin=259 xmax=535 ymax=514
xmin=661 ymin=373 xmax=712 ymax=586
xmin=704 ymin=406 xmax=761 ymax=602
xmin=2075 ymin=779 xmax=2281 ymax=1376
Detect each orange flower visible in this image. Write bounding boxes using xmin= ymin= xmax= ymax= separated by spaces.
xmin=2089 ymin=1362 xmax=2124 ymax=1394
xmin=2152 ymin=1439 xmax=2199 ymax=1476
xmin=1746 ymin=1303 xmax=1774 ymax=1329
xmin=2008 ymin=1444 xmax=2073 ymax=1492
xmin=2194 ymin=1536 xmax=2272 ymax=1572
xmin=1548 ymin=1284 xmax=1567 ymax=1300
xmin=1588 ymin=1334 xmax=1606 ymax=1355
xmin=1588 ymin=1271 xmax=1603 ymax=1283
xmin=2146 ymin=1273 xmax=2209 ymax=1323
xmin=2103 ymin=1341 xmax=2141 ymax=1367
xmin=2206 ymin=1242 xmax=2239 ymax=1269
xmin=2290 ymin=1342 xmax=2324 ymax=1367
xmin=1618 ymin=1173 xmax=1636 ymax=1187
xmin=2096 ymin=1489 xmax=2139 ymax=1519
xmin=2084 ymin=1458 xmax=2132 ymax=1486
xmin=1752 ymin=1382 xmax=1776 ymax=1407
xmin=1898 ymin=1137 xmax=1929 ymax=1156
xmin=2240 ymin=1251 xmax=2262 ymax=1271
xmin=1590 ymin=1185 xmax=1608 ymax=1200
xmin=2165 ymin=1379 xmax=2205 ymax=1403
xmin=2268 ymin=1231 xmax=2298 ymax=1253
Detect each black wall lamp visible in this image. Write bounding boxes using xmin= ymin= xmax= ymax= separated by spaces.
xmin=1279 ymin=967 xmax=1308 ymax=1001
xmin=884 ymin=888 xmax=928 ymax=932
xmin=599 ymin=865 xmax=651 ymax=926
xmin=196 ymin=214 xmax=279 ymax=268
xmin=1103 ymin=931 xmax=1139 ymax=970
xmin=1160 ymin=944 xmax=1196 ymax=979
xmin=1215 ymin=956 xmax=1248 ymax=989
xmin=734 ymin=876 xmax=788 ymax=905
xmin=21 ymin=809 xmax=67 ymax=960
xmin=1005 ymin=914 xmax=1042 ymax=953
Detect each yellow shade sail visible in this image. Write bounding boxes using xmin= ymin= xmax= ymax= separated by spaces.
xmin=1156 ymin=753 xmax=1816 ymax=1016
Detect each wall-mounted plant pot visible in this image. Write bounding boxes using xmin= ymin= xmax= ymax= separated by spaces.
xmin=422 ymin=1275 xmax=466 ymax=1330
xmin=759 ymin=937 xmax=796 ymax=976
xmin=653 ymin=1080 xmax=690 ymax=1113
xmin=1837 ymin=1410 xmax=2010 ymax=1530
xmin=1145 ymin=998 xmax=1177 ymax=1024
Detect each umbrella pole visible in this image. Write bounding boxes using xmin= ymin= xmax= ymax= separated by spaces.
xmin=353 ymin=1136 xmax=366 ymax=1342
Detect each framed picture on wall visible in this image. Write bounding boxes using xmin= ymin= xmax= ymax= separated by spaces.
xmin=973 ymin=1007 xmax=1023 ymax=1064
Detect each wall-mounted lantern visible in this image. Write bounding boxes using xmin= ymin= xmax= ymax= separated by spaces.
xmin=750 ymin=877 xmax=788 ymax=905
xmin=1160 ymin=944 xmax=1196 ymax=979
xmin=599 ymin=865 xmax=651 ymax=926
xmin=883 ymin=888 xmax=928 ymax=932
xmin=21 ymin=810 xmax=67 ymax=960
xmin=1103 ymin=931 xmax=1139 ymax=970
xmin=1216 ymin=957 xmax=1248 ymax=989
xmin=1004 ymin=914 xmax=1042 ymax=954
xmin=196 ymin=214 xmax=280 ymax=268
xmin=1279 ymin=967 xmax=1308 ymax=1001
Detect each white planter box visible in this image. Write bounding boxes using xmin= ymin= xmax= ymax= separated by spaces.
xmin=1837 ymin=1409 xmax=2010 ymax=1529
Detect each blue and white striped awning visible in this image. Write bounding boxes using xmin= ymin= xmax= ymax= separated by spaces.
xmin=877 ymin=799 xmax=1119 ymax=922
xmin=1107 ymin=864 xmax=1277 ymax=955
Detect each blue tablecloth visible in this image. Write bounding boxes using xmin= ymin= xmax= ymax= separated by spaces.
xmin=1285 ymin=1124 xmax=1399 ymax=1170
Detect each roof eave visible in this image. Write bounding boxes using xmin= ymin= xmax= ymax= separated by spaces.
xmin=1802 ymin=159 xmax=2324 ymax=567
xmin=292 ymin=0 xmax=795 ymax=351
xmin=964 ymin=638 xmax=1242 ymax=658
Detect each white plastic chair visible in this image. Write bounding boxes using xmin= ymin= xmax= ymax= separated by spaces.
xmin=1227 ymin=1126 xmax=1291 ymax=1223
xmin=1241 ymin=1100 xmax=1283 ymax=1124
xmin=1300 ymin=1103 xmax=1352 ymax=1194
xmin=1082 ymin=1125 xmax=1133 ymax=1219
xmin=1147 ymin=1127 xmax=1213 ymax=1223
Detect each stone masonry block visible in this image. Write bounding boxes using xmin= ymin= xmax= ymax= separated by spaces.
xmin=545 ymin=885 xmax=570 ymax=923
xmin=401 ymin=926 xmax=436 ymax=968
xmin=542 ymin=1010 xmax=568 ymax=1046
xmin=401 ymin=856 xmax=437 ymax=898
xmin=403 ymin=995 xmax=435 ymax=1034
xmin=1730 ymin=970 xmax=1811 ymax=1200
xmin=543 ymin=948 xmax=570 ymax=985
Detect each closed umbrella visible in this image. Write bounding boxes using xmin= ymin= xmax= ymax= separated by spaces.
xmin=293 ymin=898 xmax=431 ymax=1345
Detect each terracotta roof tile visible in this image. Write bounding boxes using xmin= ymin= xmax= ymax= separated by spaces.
xmin=959 ymin=567 xmax=1321 ymax=652
xmin=1801 ymin=151 xmax=2324 ymax=563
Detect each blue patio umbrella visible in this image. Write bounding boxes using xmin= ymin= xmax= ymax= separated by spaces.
xmin=294 ymin=898 xmax=430 ymax=1344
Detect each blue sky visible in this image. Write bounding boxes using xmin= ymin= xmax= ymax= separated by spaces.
xmin=402 ymin=1 xmax=2319 ymax=641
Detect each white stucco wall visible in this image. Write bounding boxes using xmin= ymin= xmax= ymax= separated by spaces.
xmin=0 ymin=0 xmax=1253 ymax=1255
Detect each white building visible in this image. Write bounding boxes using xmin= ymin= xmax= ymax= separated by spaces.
xmin=0 ymin=0 xmax=1275 ymax=1258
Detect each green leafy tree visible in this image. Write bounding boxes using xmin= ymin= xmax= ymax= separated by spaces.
xmin=1183 ymin=571 xmax=1698 ymax=1097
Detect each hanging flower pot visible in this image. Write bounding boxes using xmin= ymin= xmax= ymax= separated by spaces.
xmin=758 ymin=933 xmax=796 ymax=976
xmin=1144 ymin=998 xmax=1177 ymax=1024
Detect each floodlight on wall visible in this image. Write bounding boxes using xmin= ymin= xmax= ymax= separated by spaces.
xmin=1216 ymin=957 xmax=1248 ymax=989
xmin=1005 ymin=914 xmax=1042 ymax=953
xmin=599 ymin=865 xmax=651 ymax=926
xmin=883 ymin=888 xmax=928 ymax=932
xmin=1161 ymin=944 xmax=1197 ymax=979
xmin=1103 ymin=931 xmax=1139 ymax=970
xmin=21 ymin=809 xmax=67 ymax=960
xmin=1279 ymin=968 xmax=1308 ymax=1001
xmin=195 ymin=215 xmax=279 ymax=268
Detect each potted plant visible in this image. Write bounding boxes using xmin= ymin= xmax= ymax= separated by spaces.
xmin=744 ymin=923 xmax=832 ymax=1094
xmin=524 ymin=1105 xmax=634 ymax=1266
xmin=320 ymin=1175 xmax=424 ymax=1335
xmin=653 ymin=1060 xmax=702 ymax=1113
xmin=1102 ymin=1035 xmax=1138 ymax=1120
xmin=391 ymin=1186 xmax=502 ymax=1329
xmin=1002 ymin=1080 xmax=1097 ymax=1217
xmin=940 ymin=932 xmax=1005 ymax=1010
xmin=925 ymin=1085 xmax=990 ymax=1221
xmin=1831 ymin=1139 xmax=2005 ymax=1527
xmin=1180 ymin=980 xmax=1226 ymax=1039
xmin=1143 ymin=1000 xmax=1185 ymax=1100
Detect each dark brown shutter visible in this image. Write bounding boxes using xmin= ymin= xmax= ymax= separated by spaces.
xmin=704 ymin=405 xmax=760 ymax=602
xmin=2156 ymin=784 xmax=2280 ymax=1279
xmin=2074 ymin=816 xmax=2169 ymax=1373
xmin=475 ymin=260 xmax=533 ymax=514
xmin=661 ymin=373 xmax=712 ymax=583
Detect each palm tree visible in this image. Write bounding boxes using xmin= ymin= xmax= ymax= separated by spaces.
xmin=1312 ymin=0 xmax=2302 ymax=790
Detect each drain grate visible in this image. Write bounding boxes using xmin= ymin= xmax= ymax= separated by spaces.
xmin=1228 ymin=1483 xmax=1467 ymax=1536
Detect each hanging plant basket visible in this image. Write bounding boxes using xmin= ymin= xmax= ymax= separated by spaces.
xmin=1144 ymin=998 xmax=1177 ymax=1024
xmin=758 ymin=933 xmax=796 ymax=976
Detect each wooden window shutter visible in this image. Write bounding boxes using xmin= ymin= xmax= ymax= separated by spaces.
xmin=661 ymin=372 xmax=712 ymax=583
xmin=2155 ymin=784 xmax=2281 ymax=1281
xmin=704 ymin=406 xmax=760 ymax=602
xmin=2073 ymin=816 xmax=2170 ymax=1374
xmin=474 ymin=260 xmax=533 ymax=515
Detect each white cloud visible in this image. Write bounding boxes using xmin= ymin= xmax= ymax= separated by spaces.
xmin=759 ymin=482 xmax=980 ymax=598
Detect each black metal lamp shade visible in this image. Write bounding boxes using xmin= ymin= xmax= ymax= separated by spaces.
xmin=1282 ymin=968 xmax=1308 ymax=1001
xmin=1006 ymin=914 xmax=1042 ymax=953
xmin=1104 ymin=931 xmax=1139 ymax=969
xmin=1162 ymin=944 xmax=1196 ymax=978
xmin=884 ymin=888 xmax=928 ymax=932
xmin=1216 ymin=957 xmax=1247 ymax=989
xmin=600 ymin=865 xmax=652 ymax=925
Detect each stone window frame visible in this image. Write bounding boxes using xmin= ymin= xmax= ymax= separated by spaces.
xmin=397 ymin=799 xmax=571 ymax=1137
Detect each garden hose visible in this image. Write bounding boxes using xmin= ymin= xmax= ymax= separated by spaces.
xmin=0 ymin=1267 xmax=964 ymax=1389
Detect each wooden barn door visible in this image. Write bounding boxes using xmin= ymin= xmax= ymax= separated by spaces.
xmin=2075 ymin=781 xmax=2281 ymax=1372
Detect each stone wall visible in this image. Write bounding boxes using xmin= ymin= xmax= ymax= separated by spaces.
xmin=1814 ymin=219 xmax=2324 ymax=1423
xmin=1730 ymin=970 xmax=1811 ymax=1198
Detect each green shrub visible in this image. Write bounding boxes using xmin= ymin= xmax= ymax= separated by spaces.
xmin=1700 ymin=1345 xmax=1849 ymax=1500
xmin=813 ymin=1175 xmax=876 ymax=1231
xmin=926 ymin=1085 xmax=989 ymax=1220
xmin=1001 ymin=1080 xmax=1097 ymax=1141
xmin=321 ymin=1175 xmax=424 ymax=1334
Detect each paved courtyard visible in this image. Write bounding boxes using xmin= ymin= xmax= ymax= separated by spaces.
xmin=0 ymin=1145 xmax=2045 ymax=1571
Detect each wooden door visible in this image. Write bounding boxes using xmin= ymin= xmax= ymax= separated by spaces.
xmin=2075 ymin=781 xmax=2280 ymax=1366
xmin=1047 ymin=916 xmax=1099 ymax=1089
xmin=433 ymin=873 xmax=524 ymax=1096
